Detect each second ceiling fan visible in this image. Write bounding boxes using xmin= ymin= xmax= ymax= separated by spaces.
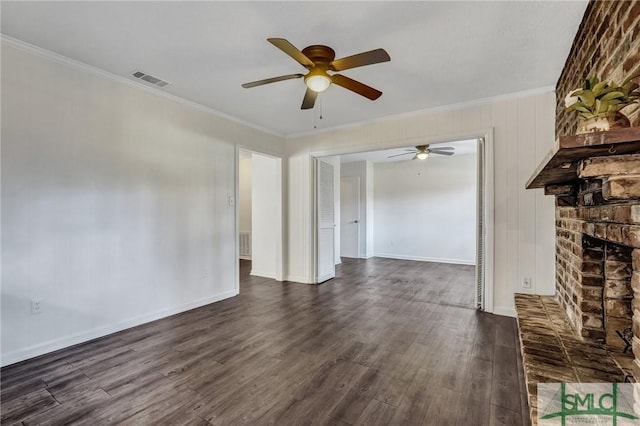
xmin=388 ymin=145 xmax=455 ymax=161
xmin=242 ymin=38 xmax=390 ymax=109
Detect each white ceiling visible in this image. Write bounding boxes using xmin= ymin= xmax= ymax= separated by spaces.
xmin=339 ymin=139 xmax=477 ymax=164
xmin=1 ymin=1 xmax=588 ymax=137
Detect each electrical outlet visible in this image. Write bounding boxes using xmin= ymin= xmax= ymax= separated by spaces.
xmin=31 ymin=300 xmax=43 ymax=315
xmin=522 ymin=277 xmax=532 ymax=289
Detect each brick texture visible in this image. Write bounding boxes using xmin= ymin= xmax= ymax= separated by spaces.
xmin=555 ymin=208 xmax=635 ymax=351
xmin=556 ymin=0 xmax=640 ymax=137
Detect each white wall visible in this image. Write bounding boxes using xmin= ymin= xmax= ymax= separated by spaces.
xmin=365 ymin=161 xmax=374 ymax=258
xmin=239 ymin=157 xmax=252 ymax=234
xmin=285 ymin=90 xmax=556 ymax=316
xmin=1 ymin=41 xmax=284 ymax=365
xmin=250 ymin=153 xmax=282 ymax=280
xmin=373 ymin=153 xmax=477 ymax=264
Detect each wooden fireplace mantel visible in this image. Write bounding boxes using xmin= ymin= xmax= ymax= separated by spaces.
xmin=526 ymin=127 xmax=640 ymax=189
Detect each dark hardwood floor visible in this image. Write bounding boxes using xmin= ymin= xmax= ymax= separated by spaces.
xmin=1 ymin=258 xmax=529 ymax=425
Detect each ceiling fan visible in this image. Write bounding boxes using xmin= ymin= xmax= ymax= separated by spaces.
xmin=242 ymin=38 xmax=390 ymax=110
xmin=387 ymin=145 xmax=455 ymax=160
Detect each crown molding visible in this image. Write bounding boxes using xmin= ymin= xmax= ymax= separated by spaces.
xmin=1 ymin=35 xmax=284 ymax=139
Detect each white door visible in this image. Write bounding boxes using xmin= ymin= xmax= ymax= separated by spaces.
xmin=340 ymin=176 xmax=360 ymax=258
xmin=251 ymin=153 xmax=283 ymax=281
xmin=315 ymin=159 xmax=335 ymax=283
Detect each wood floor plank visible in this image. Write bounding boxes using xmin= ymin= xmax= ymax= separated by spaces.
xmin=422 ymin=385 xmax=462 ymax=426
xmin=354 ymin=399 xmax=397 ymax=426
xmin=456 ymin=357 xmax=493 ymax=425
xmin=20 ymin=385 xmax=110 ymax=426
xmin=1 ymin=258 xmax=526 ymax=426
xmin=490 ymin=403 xmax=525 ymax=425
xmin=388 ymin=367 xmax=434 ymax=425
xmin=472 ymin=329 xmax=496 ymax=361
xmin=329 ymin=367 xmax=385 ymax=424
xmin=0 ymin=388 xmax=59 ymax=425
xmin=491 ymin=342 xmax=523 ymax=415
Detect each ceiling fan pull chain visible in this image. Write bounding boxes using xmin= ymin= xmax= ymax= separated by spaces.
xmin=313 ymin=98 xmax=324 ymax=129
xmin=314 ymin=105 xmax=318 ymax=129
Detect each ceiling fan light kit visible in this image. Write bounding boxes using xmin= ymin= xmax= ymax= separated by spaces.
xmin=242 ymin=38 xmax=390 ymax=109
xmin=304 ymin=69 xmax=331 ymax=93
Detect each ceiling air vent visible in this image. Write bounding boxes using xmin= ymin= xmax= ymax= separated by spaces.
xmin=130 ymin=70 xmax=171 ymax=88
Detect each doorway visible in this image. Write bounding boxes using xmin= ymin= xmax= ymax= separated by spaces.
xmin=312 ymin=134 xmax=494 ymax=312
xmin=237 ymin=148 xmax=283 ymax=290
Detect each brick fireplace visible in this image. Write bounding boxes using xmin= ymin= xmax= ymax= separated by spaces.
xmin=530 ymin=130 xmax=640 ymax=377
xmin=518 ymin=128 xmax=640 ymax=422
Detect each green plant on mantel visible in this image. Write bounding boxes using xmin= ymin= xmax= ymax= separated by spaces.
xmin=565 ymin=74 xmax=640 ymax=119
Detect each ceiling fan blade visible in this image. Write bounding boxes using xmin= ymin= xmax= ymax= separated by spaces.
xmin=330 ymin=48 xmax=390 ymax=71
xmin=430 ymin=150 xmax=454 ymax=156
xmin=430 ymin=146 xmax=455 ymax=150
xmin=331 ymin=74 xmax=382 ymax=100
xmin=267 ymin=38 xmax=314 ymax=68
xmin=301 ymin=88 xmax=318 ymax=110
xmin=387 ymin=152 xmax=414 ymax=158
xmin=242 ymin=73 xmax=304 ymax=88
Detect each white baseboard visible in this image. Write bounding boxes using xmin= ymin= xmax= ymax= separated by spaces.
xmin=492 ymin=306 xmax=516 ymax=318
xmin=1 ymin=289 xmax=238 ymax=367
xmin=316 ymin=273 xmax=335 ymax=284
xmin=284 ymin=275 xmax=313 ymax=284
xmin=250 ymin=270 xmax=276 ymax=280
xmin=373 ymin=253 xmax=476 ymax=266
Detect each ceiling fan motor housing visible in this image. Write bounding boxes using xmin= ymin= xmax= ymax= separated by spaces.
xmin=301 ymin=45 xmax=336 ymax=66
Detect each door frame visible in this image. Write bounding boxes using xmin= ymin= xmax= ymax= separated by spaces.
xmin=234 ymin=145 xmax=285 ymax=294
xmin=309 ymin=128 xmax=495 ymax=313
xmin=340 ymin=176 xmax=361 ymax=259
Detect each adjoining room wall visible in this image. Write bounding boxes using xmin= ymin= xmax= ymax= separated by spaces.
xmin=1 ymin=42 xmax=283 ymax=366
xmin=239 ymin=157 xmax=252 ymax=234
xmin=373 ymin=152 xmax=477 ymax=264
xmin=286 ymin=90 xmax=556 ymax=316
xmin=365 ymin=161 xmax=374 ymax=259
